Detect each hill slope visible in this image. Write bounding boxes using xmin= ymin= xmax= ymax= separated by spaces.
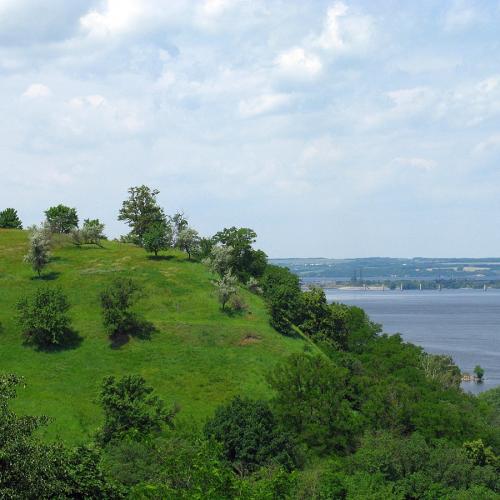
xmin=0 ymin=229 xmax=306 ymax=444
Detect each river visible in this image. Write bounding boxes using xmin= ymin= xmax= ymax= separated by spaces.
xmin=325 ymin=288 xmax=500 ymax=394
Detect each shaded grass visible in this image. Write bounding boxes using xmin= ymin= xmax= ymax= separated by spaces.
xmin=0 ymin=229 xmax=306 ymax=445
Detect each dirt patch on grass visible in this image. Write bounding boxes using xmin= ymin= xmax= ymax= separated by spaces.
xmin=238 ymin=334 xmax=261 ymax=346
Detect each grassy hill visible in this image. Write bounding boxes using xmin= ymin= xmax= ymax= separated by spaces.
xmin=0 ymin=229 xmax=306 ymax=444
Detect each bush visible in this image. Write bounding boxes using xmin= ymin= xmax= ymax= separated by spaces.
xmin=71 ymin=219 xmax=106 ymax=247
xmin=204 ymin=396 xmax=297 ymax=475
xmin=215 ymin=272 xmax=238 ymax=311
xmin=17 ymin=287 xmax=74 ymax=348
xmin=100 ymin=277 xmax=142 ymax=336
xmin=24 ymin=224 xmax=51 ymax=277
xmin=100 ymin=375 xmax=177 ymax=444
xmin=227 ymin=293 xmax=247 ymax=312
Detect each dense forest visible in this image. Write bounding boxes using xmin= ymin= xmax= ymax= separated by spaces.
xmin=0 ymin=188 xmax=499 ymax=499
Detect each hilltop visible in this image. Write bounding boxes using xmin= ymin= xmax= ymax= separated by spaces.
xmin=0 ymin=229 xmax=306 ymax=444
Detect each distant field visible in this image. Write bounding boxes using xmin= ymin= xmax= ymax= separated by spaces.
xmin=0 ymin=229 xmax=305 ymax=444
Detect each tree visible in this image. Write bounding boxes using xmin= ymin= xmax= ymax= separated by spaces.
xmin=118 ymin=185 xmax=165 ymax=240
xmin=215 ymin=272 xmax=238 ymax=310
xmin=100 ymin=277 xmax=142 ymax=336
xmin=16 ymin=287 xmax=73 ymax=348
xmin=176 ymin=227 xmax=200 ymax=260
xmin=206 ymin=244 xmax=234 ymax=276
xmin=420 ymin=353 xmax=461 ymax=389
xmin=99 ymin=375 xmax=176 ymax=444
xmin=72 ymin=218 xmax=106 ymax=247
xmin=0 ymin=374 xmax=120 ymax=498
xmin=24 ymin=225 xmax=51 ymax=276
xmin=0 ymin=208 xmax=22 ymax=229
xmin=204 ymin=396 xmax=296 ymax=475
xmin=142 ymin=221 xmax=172 ymax=257
xmin=44 ymin=204 xmax=79 ymax=233
xmin=261 ymin=265 xmax=302 ymax=335
xmin=267 ymin=353 xmax=361 ymax=455
xmin=474 ymin=365 xmax=485 ymax=382
xmin=169 ymin=211 xmax=188 ymax=245
xmin=212 ymin=227 xmax=267 ymax=280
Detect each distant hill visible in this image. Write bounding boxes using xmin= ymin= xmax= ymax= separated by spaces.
xmin=271 ymin=256 xmax=500 ymax=283
xmin=0 ymin=229 xmax=305 ymax=444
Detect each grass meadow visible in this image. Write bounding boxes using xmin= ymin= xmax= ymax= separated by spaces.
xmin=0 ymin=229 xmax=305 ymax=444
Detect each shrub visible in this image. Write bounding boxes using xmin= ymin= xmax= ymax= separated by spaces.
xmin=204 ymin=396 xmax=297 ymax=475
xmin=227 ymin=293 xmax=247 ymax=313
xmin=0 ymin=208 xmax=22 ymax=229
xmin=215 ymin=272 xmax=238 ymax=310
xmin=246 ymin=276 xmax=262 ymax=294
xmin=71 ymin=219 xmax=106 ymax=247
xmin=24 ymin=224 xmax=51 ymax=277
xmin=100 ymin=277 xmax=142 ymax=336
xmin=99 ymin=375 xmax=177 ymax=444
xmin=17 ymin=287 xmax=73 ymax=348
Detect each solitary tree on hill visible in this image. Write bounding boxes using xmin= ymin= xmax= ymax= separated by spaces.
xmin=118 ymin=185 xmax=165 ymax=241
xmin=45 ymin=205 xmax=79 ymax=233
xmin=143 ymin=221 xmax=172 ymax=256
xmin=17 ymin=287 xmax=73 ymax=348
xmin=0 ymin=208 xmax=22 ymax=229
xmin=24 ymin=225 xmax=51 ymax=277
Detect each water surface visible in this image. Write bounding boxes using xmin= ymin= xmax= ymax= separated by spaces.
xmin=325 ymin=288 xmax=500 ymax=394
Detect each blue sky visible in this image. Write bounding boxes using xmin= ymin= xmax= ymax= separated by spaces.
xmin=1 ymin=0 xmax=500 ymax=257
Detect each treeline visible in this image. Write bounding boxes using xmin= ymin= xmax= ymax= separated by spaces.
xmin=1 ymin=188 xmax=500 ymax=498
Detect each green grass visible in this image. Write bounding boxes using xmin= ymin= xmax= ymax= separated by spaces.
xmin=0 ymin=229 xmax=306 ymax=444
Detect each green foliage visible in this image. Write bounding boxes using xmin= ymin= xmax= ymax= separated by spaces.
xmin=72 ymin=218 xmax=106 ymax=247
xmin=420 ymin=352 xmax=462 ymax=389
xmin=268 ymin=353 xmax=362 ymax=455
xmin=17 ymin=286 xmax=74 ymax=348
xmin=177 ymin=227 xmax=201 ymax=260
xmin=204 ymin=396 xmax=297 ymax=474
xmin=475 ymin=364 xmax=485 ymax=381
xmin=0 ymin=374 xmax=120 ymax=499
xmin=44 ymin=204 xmax=79 ymax=233
xmin=99 ymin=374 xmax=177 ymax=444
xmin=0 ymin=207 xmax=22 ymax=229
xmin=24 ymin=224 xmax=51 ymax=276
xmin=261 ymin=265 xmax=302 ymax=335
xmin=297 ymin=286 xmax=356 ymax=349
xmin=118 ymin=185 xmax=165 ymax=240
xmin=143 ymin=221 xmax=172 ymax=256
xmin=463 ymin=439 xmax=499 ymax=468
xmin=100 ymin=277 xmax=142 ymax=336
xmin=212 ymin=227 xmax=267 ymax=281
xmin=344 ymin=431 xmax=500 ymax=498
xmin=128 ymin=433 xmax=239 ymax=499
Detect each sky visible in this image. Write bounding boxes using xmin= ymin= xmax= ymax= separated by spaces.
xmin=1 ymin=0 xmax=500 ymax=258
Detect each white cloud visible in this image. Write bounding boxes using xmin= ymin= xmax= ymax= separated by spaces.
xmin=474 ymin=134 xmax=500 ymax=154
xmin=394 ymin=157 xmax=437 ymax=171
xmin=238 ymin=93 xmax=292 ymax=118
xmin=444 ymin=0 xmax=481 ymax=31
xmin=314 ymin=1 xmax=374 ymax=54
xmin=275 ymin=47 xmax=322 ymax=80
xmin=80 ymin=0 xmax=145 ymax=37
xmin=22 ymin=83 xmax=51 ymax=98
